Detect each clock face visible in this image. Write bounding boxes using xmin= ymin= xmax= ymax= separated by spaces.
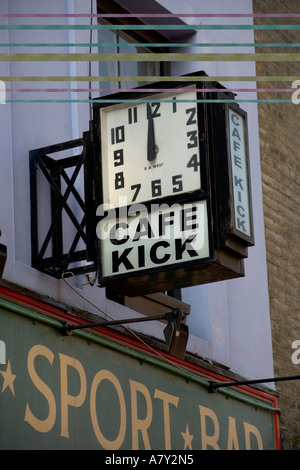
xmin=100 ymin=88 xmax=202 ymax=208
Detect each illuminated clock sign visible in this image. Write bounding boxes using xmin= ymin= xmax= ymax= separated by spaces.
xmin=99 ymin=88 xmax=202 ymax=208
xmin=87 ymin=72 xmax=254 ymax=295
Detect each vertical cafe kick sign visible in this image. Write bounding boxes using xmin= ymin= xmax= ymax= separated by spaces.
xmin=228 ymin=108 xmax=252 ymax=239
xmin=88 ymin=74 xmax=254 ymax=295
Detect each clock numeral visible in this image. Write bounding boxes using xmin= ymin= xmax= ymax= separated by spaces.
xmin=131 ymin=184 xmax=141 ymax=202
xmin=186 ymin=107 xmax=197 ymax=126
xmin=187 ymin=154 xmax=200 ymax=172
xmin=111 ymin=126 xmax=125 ymax=145
xmin=114 ymin=149 xmax=124 ymax=166
xmin=147 ymin=103 xmax=161 ymax=119
xmin=115 ymin=172 xmax=125 ymax=190
xmin=128 ymin=107 xmax=138 ymax=124
xmin=151 ymin=179 xmax=162 ymax=197
xmin=187 ymin=130 xmax=198 ymax=149
xmin=172 ymin=174 xmax=183 ymax=193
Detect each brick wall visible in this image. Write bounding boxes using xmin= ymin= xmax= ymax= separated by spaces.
xmin=253 ymin=0 xmax=300 ymax=450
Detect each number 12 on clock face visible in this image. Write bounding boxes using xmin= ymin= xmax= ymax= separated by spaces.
xmin=100 ymin=89 xmax=202 ymax=208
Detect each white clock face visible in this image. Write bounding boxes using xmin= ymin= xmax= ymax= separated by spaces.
xmin=100 ymin=89 xmax=202 ymax=208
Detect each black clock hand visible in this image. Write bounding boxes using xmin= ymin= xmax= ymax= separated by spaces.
xmin=147 ymin=103 xmax=157 ymax=162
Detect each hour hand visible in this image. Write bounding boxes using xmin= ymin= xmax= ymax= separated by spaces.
xmin=147 ymin=103 xmax=157 ymax=162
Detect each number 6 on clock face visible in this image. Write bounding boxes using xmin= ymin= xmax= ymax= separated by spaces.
xmin=100 ymin=89 xmax=202 ymax=208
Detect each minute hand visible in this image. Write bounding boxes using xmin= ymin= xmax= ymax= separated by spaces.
xmin=147 ymin=103 xmax=157 ymax=162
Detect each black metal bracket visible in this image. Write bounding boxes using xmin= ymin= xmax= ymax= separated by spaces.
xmin=29 ymin=134 xmax=97 ymax=279
xmin=208 ymin=374 xmax=300 ymax=393
xmin=62 ymin=308 xmax=189 ymax=359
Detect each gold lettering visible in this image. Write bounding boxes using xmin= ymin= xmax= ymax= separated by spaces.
xmin=59 ymin=353 xmax=87 ymax=438
xmin=90 ymin=369 xmax=126 ymax=449
xmin=199 ymin=405 xmax=220 ymax=450
xmin=244 ymin=422 xmax=263 ymax=450
xmin=130 ymin=380 xmax=152 ymax=450
xmin=24 ymin=345 xmax=56 ymax=433
xmin=227 ymin=416 xmax=239 ymax=449
xmin=154 ymin=389 xmax=179 ymax=450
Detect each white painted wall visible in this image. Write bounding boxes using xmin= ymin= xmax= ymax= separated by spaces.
xmin=0 ymin=0 xmax=274 ymax=382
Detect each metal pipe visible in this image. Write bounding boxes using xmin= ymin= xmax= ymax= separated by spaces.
xmin=209 ymin=375 xmax=300 ymax=393
xmin=62 ymin=311 xmax=171 ymax=334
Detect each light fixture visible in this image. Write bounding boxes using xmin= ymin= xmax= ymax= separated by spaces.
xmin=0 ymin=231 xmax=7 ymax=284
xmin=163 ymin=309 xmax=189 ymax=359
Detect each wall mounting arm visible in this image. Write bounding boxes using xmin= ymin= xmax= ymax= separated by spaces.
xmin=62 ymin=308 xmax=189 ymax=359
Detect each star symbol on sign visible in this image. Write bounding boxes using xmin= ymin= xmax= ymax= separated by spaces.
xmin=181 ymin=424 xmax=194 ymax=450
xmin=0 ymin=360 xmax=16 ymax=396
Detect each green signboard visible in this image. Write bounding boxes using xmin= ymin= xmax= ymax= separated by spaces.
xmin=0 ymin=297 xmax=278 ymax=450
